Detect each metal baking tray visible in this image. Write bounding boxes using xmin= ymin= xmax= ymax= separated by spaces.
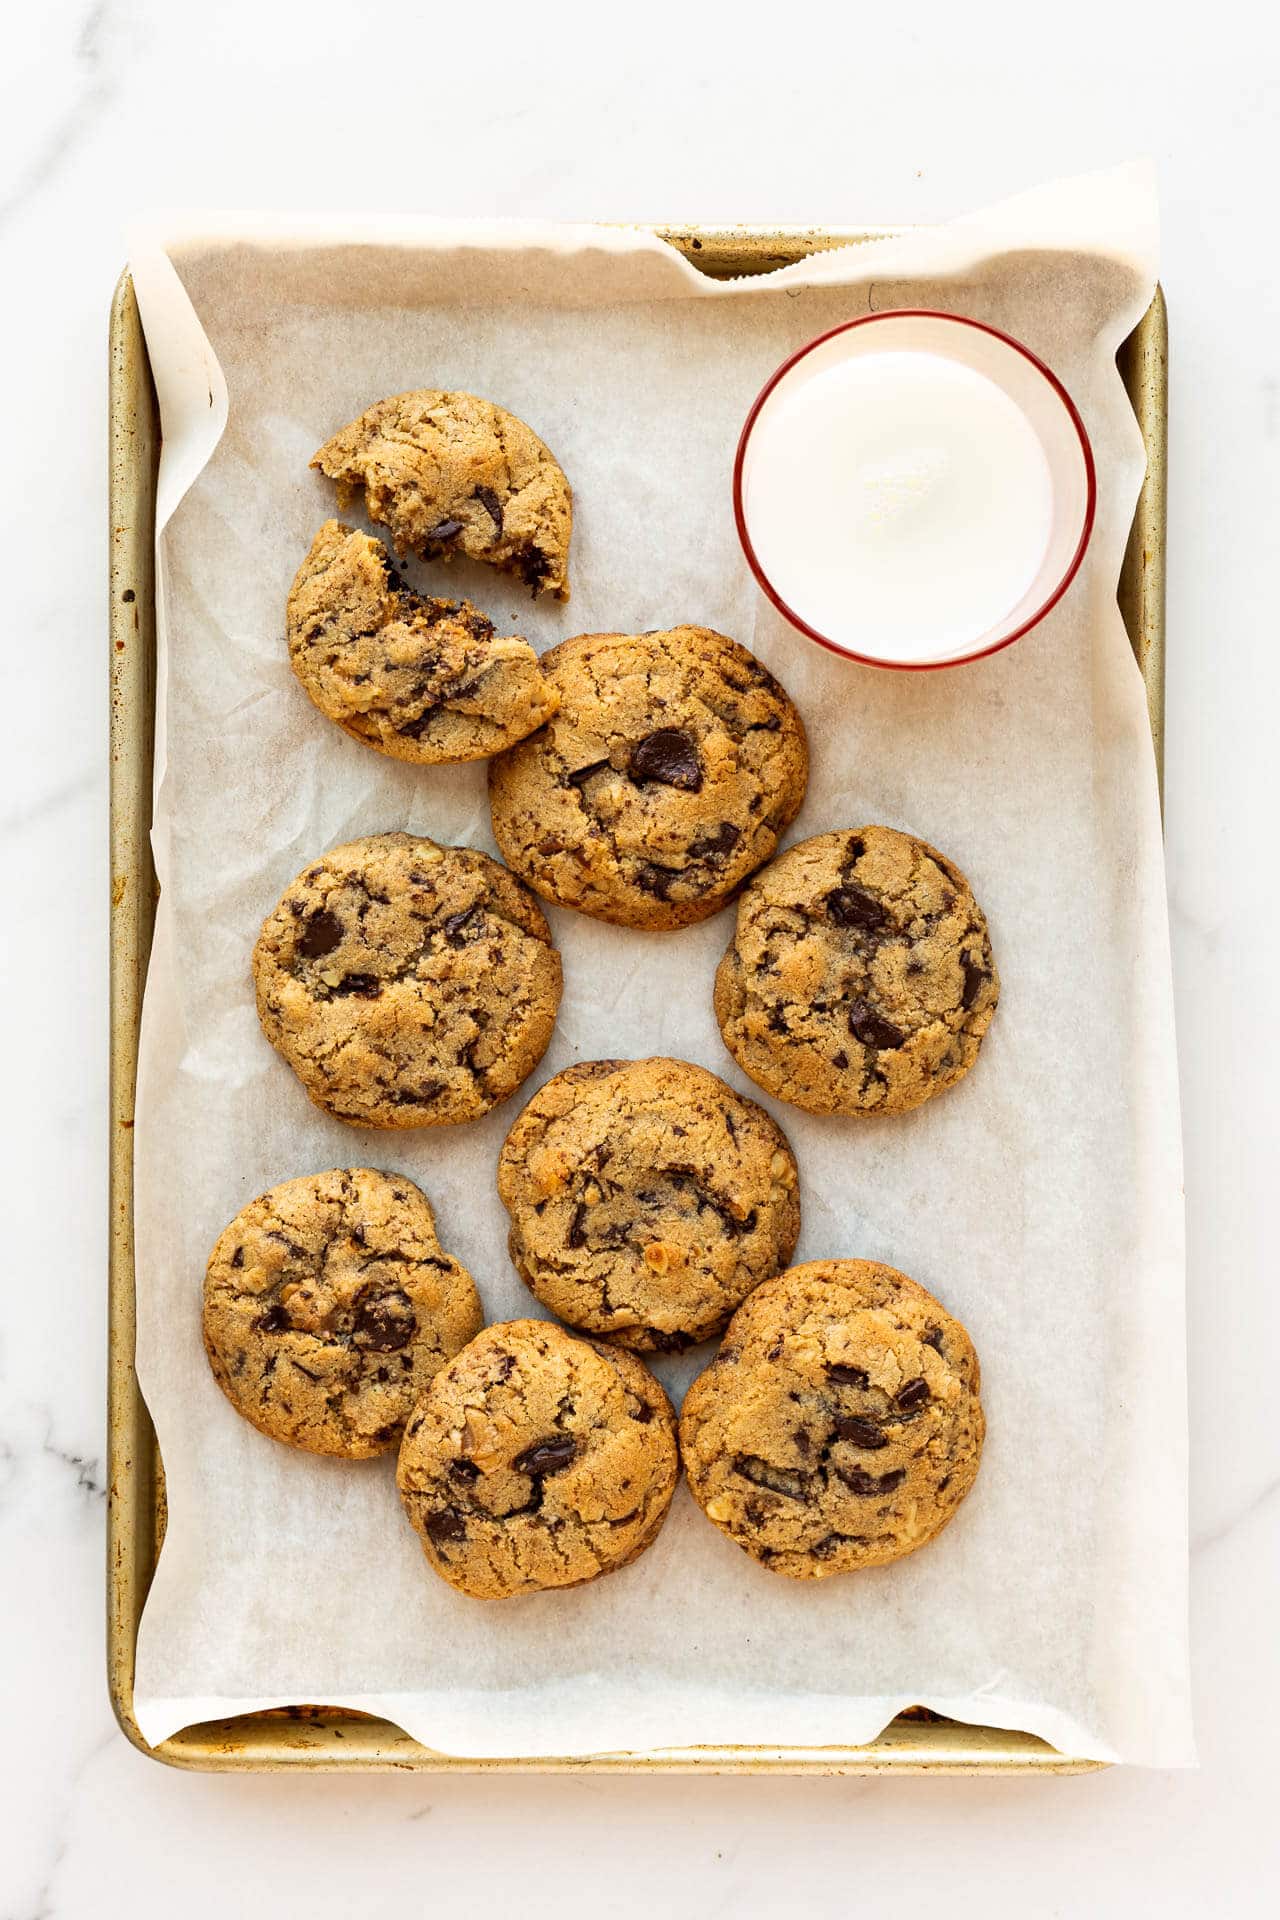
xmin=107 ymin=227 xmax=1167 ymax=1773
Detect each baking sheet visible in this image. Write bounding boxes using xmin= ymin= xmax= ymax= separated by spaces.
xmin=127 ymin=164 xmax=1191 ymax=1765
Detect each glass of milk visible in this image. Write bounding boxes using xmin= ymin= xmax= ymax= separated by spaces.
xmin=733 ymin=311 xmax=1096 ymax=669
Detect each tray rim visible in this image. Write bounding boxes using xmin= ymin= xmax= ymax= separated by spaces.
xmin=107 ymin=226 xmax=1167 ymax=1774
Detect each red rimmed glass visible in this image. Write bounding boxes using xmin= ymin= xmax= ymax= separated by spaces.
xmin=733 ymin=310 xmax=1097 ymax=671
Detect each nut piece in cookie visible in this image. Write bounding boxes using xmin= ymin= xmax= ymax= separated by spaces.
xmin=203 ymin=1167 xmax=483 ymax=1458
xmin=312 ymin=390 xmax=572 ymax=600
xmin=680 ymin=1259 xmax=985 ymax=1579
xmin=251 ymin=833 xmax=562 ymax=1129
xmin=488 ymin=626 xmax=809 ymax=930
xmin=397 ymin=1319 xmax=679 ymax=1599
xmin=714 ymin=825 xmax=999 ymax=1116
xmin=286 ymin=521 xmax=558 ymax=763
xmin=498 ymin=1057 xmax=801 ymax=1351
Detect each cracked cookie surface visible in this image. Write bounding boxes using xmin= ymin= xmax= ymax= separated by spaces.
xmin=286 ymin=520 xmax=557 ymax=763
xmin=680 ymin=1260 xmax=985 ymax=1579
xmin=312 ymin=389 xmax=572 ymax=599
xmin=714 ymin=826 xmax=998 ymax=1116
xmin=252 ymin=833 xmax=562 ymax=1129
xmin=203 ymin=1168 xmax=483 ymax=1458
xmin=498 ymin=1058 xmax=800 ymax=1352
xmin=487 ymin=626 xmax=808 ymax=930
xmin=397 ymin=1318 xmax=678 ymax=1599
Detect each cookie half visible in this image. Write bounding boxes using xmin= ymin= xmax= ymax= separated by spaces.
xmin=203 ymin=1168 xmax=483 ymax=1457
xmin=488 ymin=626 xmax=809 ymax=930
xmin=252 ymin=833 xmax=562 ymax=1128
xmin=714 ymin=826 xmax=998 ymax=1116
xmin=397 ymin=1319 xmax=679 ymax=1599
xmin=498 ymin=1057 xmax=800 ymax=1351
xmin=312 ymin=389 xmax=572 ymax=599
xmin=286 ymin=520 xmax=558 ymax=763
xmin=680 ymin=1260 xmax=985 ymax=1579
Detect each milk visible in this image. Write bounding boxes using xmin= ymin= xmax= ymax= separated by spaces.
xmin=741 ymin=348 xmax=1055 ymax=664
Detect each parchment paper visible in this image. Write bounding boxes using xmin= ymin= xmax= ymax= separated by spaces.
xmin=128 ymin=165 xmax=1191 ymax=1765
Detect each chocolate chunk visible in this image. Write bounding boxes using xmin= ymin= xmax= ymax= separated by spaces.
xmin=448 ymin=1457 xmax=480 ymax=1483
xmin=567 ymin=1203 xmax=588 ymax=1249
xmin=921 ymin=1326 xmax=945 ymax=1354
xmin=961 ymin=954 xmax=987 ymax=1010
xmin=334 ymin=972 xmax=382 ymax=998
xmin=634 ymin=862 xmax=680 ymax=900
xmin=834 ymin=1415 xmax=888 ymax=1449
xmin=517 ymin=545 xmax=549 ymax=588
xmin=230 ymin=1246 xmax=244 ymax=1269
xmin=826 ymin=886 xmax=886 ymax=932
xmin=631 ymin=1399 xmax=656 ymax=1423
xmin=828 ymin=1363 xmax=869 ymax=1388
xmin=837 ymin=1465 xmax=906 ymax=1497
xmin=442 ymin=903 xmax=485 ymax=947
xmin=425 ymin=1509 xmax=467 ymax=1543
xmin=352 ymin=1289 xmax=416 ymax=1352
xmin=427 ymin=519 xmax=464 ymax=543
xmin=629 ymin=727 xmax=703 ymax=792
xmin=474 ymin=485 xmax=504 ymax=534
xmin=848 ymin=1000 xmax=905 ymax=1050
xmin=844 ymin=835 xmax=866 ymax=863
xmin=298 ymin=909 xmax=344 ymax=958
xmin=896 ymin=1377 xmax=931 ymax=1411
xmin=513 ymin=1435 xmax=578 ymax=1477
xmin=640 ymin=1328 xmax=695 ymax=1352
xmin=688 ymin=821 xmax=742 ymax=861
xmin=733 ymin=1454 xmax=809 ymax=1500
xmin=256 ymin=1301 xmax=291 ymax=1333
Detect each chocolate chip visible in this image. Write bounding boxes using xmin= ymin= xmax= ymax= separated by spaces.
xmin=230 ymin=1246 xmax=244 ymax=1269
xmin=832 ymin=1050 xmax=849 ymax=1070
xmin=834 ymin=1415 xmax=888 ymax=1449
xmin=921 ymin=1326 xmax=945 ymax=1354
xmin=794 ymin=1427 xmax=811 ymax=1454
xmin=353 ymin=1289 xmax=417 ymax=1352
xmin=567 ymin=1204 xmax=588 ymax=1249
xmin=122 ymin=588 xmax=135 ymax=603
xmin=426 ymin=1509 xmax=467 ymax=1543
xmin=628 ymin=727 xmax=703 ymax=792
xmin=896 ymin=1377 xmax=931 ymax=1411
xmin=826 ymin=886 xmax=886 ymax=932
xmin=961 ymin=955 xmax=987 ymax=1010
xmin=837 ymin=1465 xmax=906 ymax=1497
xmin=828 ymin=1363 xmax=869 ymax=1388
xmin=428 ymin=519 xmax=464 ymax=543
xmin=513 ymin=1435 xmax=578 ymax=1476
xmin=442 ymin=903 xmax=485 ymax=947
xmin=493 ymin=1353 xmax=516 ymax=1382
xmin=733 ymin=1454 xmax=808 ymax=1500
xmin=256 ymin=1301 xmax=291 ymax=1334
xmin=845 ymin=835 xmax=866 ymax=863
xmin=298 ymin=909 xmax=344 ymax=958
xmin=848 ymin=1000 xmax=905 ymax=1050
xmin=474 ymin=485 xmax=504 ymax=533
xmin=448 ymin=1458 xmax=479 ymax=1483
xmin=334 ymin=972 xmax=382 ymax=998
xmin=632 ymin=1399 xmax=655 ymax=1423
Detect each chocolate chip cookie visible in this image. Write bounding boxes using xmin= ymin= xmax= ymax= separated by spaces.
xmin=680 ymin=1259 xmax=985 ymax=1579
xmin=487 ymin=626 xmax=809 ymax=930
xmin=498 ymin=1058 xmax=801 ymax=1352
xmin=286 ymin=521 xmax=557 ymax=763
xmin=252 ymin=833 xmax=562 ymax=1129
xmin=203 ymin=1168 xmax=483 ymax=1457
xmin=312 ymin=389 xmax=572 ymax=599
xmin=713 ymin=826 xmax=998 ymax=1116
xmin=397 ymin=1319 xmax=679 ymax=1599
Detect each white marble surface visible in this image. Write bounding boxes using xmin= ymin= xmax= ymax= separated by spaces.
xmin=1 ymin=2 xmax=1275 ymax=1913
